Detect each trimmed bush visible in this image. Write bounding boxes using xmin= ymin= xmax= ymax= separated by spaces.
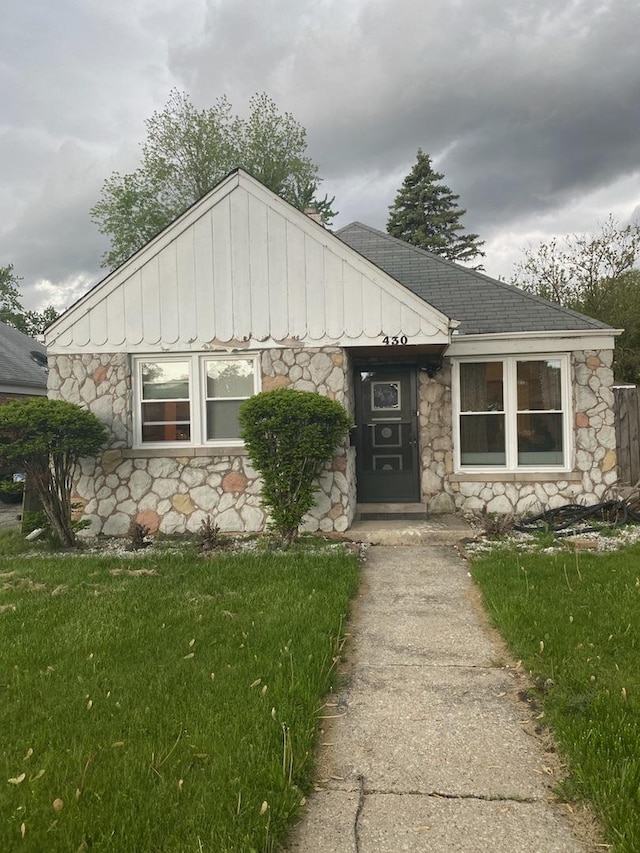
xmin=0 ymin=398 xmax=107 ymax=546
xmin=239 ymin=389 xmax=351 ymax=544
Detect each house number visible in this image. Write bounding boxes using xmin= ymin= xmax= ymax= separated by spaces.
xmin=382 ymin=335 xmax=408 ymax=345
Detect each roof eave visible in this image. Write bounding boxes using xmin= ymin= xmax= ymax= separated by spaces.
xmin=445 ymin=327 xmax=621 ymax=357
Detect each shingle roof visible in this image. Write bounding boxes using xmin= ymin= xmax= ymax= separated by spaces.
xmin=0 ymin=321 xmax=47 ymax=390
xmin=336 ymin=222 xmax=611 ymax=335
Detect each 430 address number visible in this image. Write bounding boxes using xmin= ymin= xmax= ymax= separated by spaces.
xmin=382 ymin=335 xmax=408 ymax=345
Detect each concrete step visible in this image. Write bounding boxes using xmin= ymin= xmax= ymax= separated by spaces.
xmin=357 ymin=502 xmax=428 ymax=521
xmin=346 ymin=513 xmax=474 ymax=546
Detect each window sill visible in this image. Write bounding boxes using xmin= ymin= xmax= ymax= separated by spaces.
xmin=450 ymin=471 xmax=581 ymax=483
xmin=122 ymin=446 xmax=248 ymax=459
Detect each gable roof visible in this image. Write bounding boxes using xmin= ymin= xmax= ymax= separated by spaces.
xmin=336 ymin=222 xmax=611 ymax=336
xmin=46 ymin=170 xmax=453 ymax=353
xmin=0 ymin=321 xmax=47 ymax=394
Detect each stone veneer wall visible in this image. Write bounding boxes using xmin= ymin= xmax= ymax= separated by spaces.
xmin=417 ymin=362 xmax=456 ymax=514
xmin=47 ymin=348 xmax=355 ymax=536
xmin=261 ymin=347 xmax=356 ymax=534
xmin=417 ymin=350 xmax=618 ymax=515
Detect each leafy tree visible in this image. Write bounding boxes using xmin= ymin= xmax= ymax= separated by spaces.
xmin=239 ymin=389 xmax=351 ymax=545
xmin=0 ymin=264 xmax=59 ymax=336
xmin=387 ymin=149 xmax=485 ymax=263
xmin=21 ymin=305 xmax=60 ymax=337
xmin=0 ymin=264 xmax=23 ymax=328
xmin=91 ymin=90 xmax=336 ymax=269
xmin=589 ymin=270 xmax=640 ymax=383
xmin=512 ymin=216 xmax=640 ymax=383
xmin=0 ymin=399 xmax=107 ymax=547
xmin=512 ymin=215 xmax=640 ymax=311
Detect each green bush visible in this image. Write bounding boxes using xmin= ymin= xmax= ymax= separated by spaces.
xmin=239 ymin=389 xmax=352 ymax=544
xmin=0 ymin=398 xmax=107 ymax=546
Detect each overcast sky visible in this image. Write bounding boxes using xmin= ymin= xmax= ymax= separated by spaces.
xmin=3 ymin=0 xmax=640 ymax=313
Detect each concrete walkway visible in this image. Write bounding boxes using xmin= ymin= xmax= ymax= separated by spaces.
xmin=288 ymin=545 xmax=593 ymax=852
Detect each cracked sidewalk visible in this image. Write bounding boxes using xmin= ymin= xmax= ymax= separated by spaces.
xmin=287 ymin=545 xmax=595 ymax=852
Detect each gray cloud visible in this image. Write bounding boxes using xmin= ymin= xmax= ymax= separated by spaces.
xmin=2 ymin=0 xmax=640 ymax=308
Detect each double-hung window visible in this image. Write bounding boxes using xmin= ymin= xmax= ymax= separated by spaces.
xmin=456 ymin=356 xmax=569 ymax=470
xmin=134 ymin=355 xmax=259 ymax=447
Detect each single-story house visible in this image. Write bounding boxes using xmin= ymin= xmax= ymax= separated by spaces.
xmin=0 ymin=321 xmax=48 ymax=404
xmin=44 ymin=169 xmax=619 ymax=536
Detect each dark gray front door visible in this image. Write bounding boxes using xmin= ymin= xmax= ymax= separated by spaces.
xmin=355 ymin=366 xmax=420 ymax=502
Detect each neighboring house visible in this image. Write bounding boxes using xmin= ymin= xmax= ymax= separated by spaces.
xmin=0 ymin=321 xmax=48 ymax=404
xmin=44 ymin=170 xmax=619 ymax=536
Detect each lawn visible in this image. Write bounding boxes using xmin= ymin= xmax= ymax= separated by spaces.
xmin=472 ymin=542 xmax=640 ymax=853
xmin=0 ymin=532 xmax=359 ymax=851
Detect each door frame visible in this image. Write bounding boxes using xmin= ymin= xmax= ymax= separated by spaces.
xmin=353 ymin=363 xmax=421 ymax=503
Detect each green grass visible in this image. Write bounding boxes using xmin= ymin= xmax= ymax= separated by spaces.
xmin=472 ymin=544 xmax=640 ymax=852
xmin=0 ymin=533 xmax=359 ymax=851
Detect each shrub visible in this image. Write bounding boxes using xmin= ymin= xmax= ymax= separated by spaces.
xmin=0 ymin=398 xmax=107 ymax=546
xmin=239 ymin=389 xmax=352 ymax=544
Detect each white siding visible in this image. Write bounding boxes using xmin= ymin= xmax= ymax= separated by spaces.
xmin=47 ymin=171 xmax=452 ymax=354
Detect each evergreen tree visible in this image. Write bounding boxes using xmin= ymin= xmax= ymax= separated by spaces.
xmin=387 ymin=149 xmax=484 ymax=263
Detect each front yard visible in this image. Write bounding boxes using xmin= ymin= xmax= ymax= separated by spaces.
xmin=472 ymin=540 xmax=640 ymax=853
xmin=0 ymin=532 xmax=359 ymax=851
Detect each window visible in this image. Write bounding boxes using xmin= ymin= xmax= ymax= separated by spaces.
xmin=459 ymin=362 xmax=505 ymax=465
xmin=140 ymin=361 xmax=191 ymax=442
xmin=133 ymin=355 xmax=259 ymax=447
xmin=204 ymin=358 xmax=256 ymax=440
xmin=455 ymin=356 xmax=569 ymax=470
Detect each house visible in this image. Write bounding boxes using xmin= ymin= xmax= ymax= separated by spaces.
xmin=0 ymin=321 xmax=48 ymax=404
xmin=44 ymin=170 xmax=619 ymax=536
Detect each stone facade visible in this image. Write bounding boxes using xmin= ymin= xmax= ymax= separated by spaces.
xmin=419 ymin=350 xmax=618 ymax=516
xmin=261 ymin=347 xmax=356 ymax=534
xmin=47 ymin=348 xmax=355 ymax=537
xmin=418 ymin=363 xmax=456 ymax=514
xmin=47 ymin=346 xmax=619 ymax=529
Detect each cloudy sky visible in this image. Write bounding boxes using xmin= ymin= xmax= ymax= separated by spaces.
xmin=3 ymin=0 xmax=640 ymax=313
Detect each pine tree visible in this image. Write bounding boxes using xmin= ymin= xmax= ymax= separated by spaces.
xmin=387 ymin=149 xmax=484 ymax=263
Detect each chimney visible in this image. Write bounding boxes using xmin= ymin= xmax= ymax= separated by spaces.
xmin=304 ymin=205 xmax=324 ymax=226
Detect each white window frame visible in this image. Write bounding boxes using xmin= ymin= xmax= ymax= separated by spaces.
xmin=452 ymin=354 xmax=572 ymax=473
xmin=132 ymin=353 xmax=261 ymax=449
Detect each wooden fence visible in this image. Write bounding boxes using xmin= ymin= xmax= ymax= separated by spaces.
xmin=614 ymin=385 xmax=640 ymax=485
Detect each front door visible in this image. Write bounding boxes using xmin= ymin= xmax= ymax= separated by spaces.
xmin=355 ymin=366 xmax=420 ymax=502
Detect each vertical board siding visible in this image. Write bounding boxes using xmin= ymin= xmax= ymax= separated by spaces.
xmin=193 ymin=213 xmax=215 ymax=343
xmin=123 ymin=270 xmax=144 ymax=345
xmin=614 ymin=386 xmax=640 ymax=484
xmin=381 ymin=290 xmax=402 ymax=336
xmin=158 ymin=243 xmax=180 ymax=345
xmin=324 ymin=250 xmax=344 ymax=340
xmin=343 ymin=265 xmax=363 ymax=338
xmin=230 ymin=189 xmax=251 ymax=340
xmin=176 ymin=229 xmax=197 ymax=344
xmin=305 ymin=234 xmax=325 ymax=340
xmin=401 ymin=302 xmax=422 ymax=338
xmin=362 ymin=283 xmax=383 ymax=338
xmin=286 ymin=221 xmax=306 ymax=338
xmin=248 ymin=194 xmax=270 ymax=341
xmin=212 ymin=197 xmax=233 ymax=342
xmin=267 ymin=208 xmax=288 ymax=341
xmin=420 ymin=316 xmax=439 ymax=337
xmin=89 ymin=302 xmax=108 ymax=347
xmin=73 ymin=312 xmax=91 ymax=347
xmin=106 ymin=287 xmax=126 ymax=347
xmin=140 ymin=257 xmax=161 ymax=345
xmin=49 ymin=181 xmax=451 ymax=351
